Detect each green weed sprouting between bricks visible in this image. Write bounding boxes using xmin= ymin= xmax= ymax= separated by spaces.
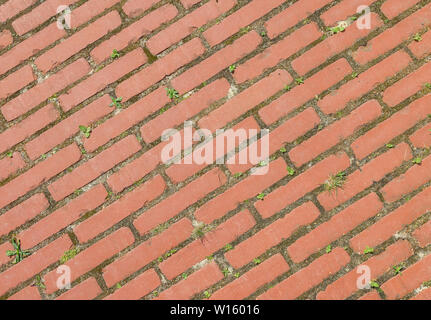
xmin=79 ymin=125 xmax=91 ymax=138
xmin=228 ymin=64 xmax=236 ymax=73
xmin=6 ymin=151 xmax=13 ymax=158
xmin=109 ymin=97 xmax=123 ymax=108
xmin=363 ymin=246 xmax=374 ymax=254
xmin=60 ymin=247 xmax=79 ymax=264
xmin=324 ymin=171 xmax=346 ymax=192
xmin=111 ymin=49 xmax=120 ymax=59
xmin=6 ymin=237 xmax=31 ymax=264
xmin=166 ymin=88 xmax=180 ymax=100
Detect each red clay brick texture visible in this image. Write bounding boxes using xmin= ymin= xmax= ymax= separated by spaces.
xmin=0 ymin=0 xmax=430 ymax=301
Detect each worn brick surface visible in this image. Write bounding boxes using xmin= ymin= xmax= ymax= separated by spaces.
xmin=0 ymin=0 xmax=430 ymax=301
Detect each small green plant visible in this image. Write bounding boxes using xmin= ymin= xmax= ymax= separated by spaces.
xmin=424 ymin=83 xmax=431 ymax=90
xmin=280 ymin=146 xmax=287 ymax=153
xmin=207 ymin=255 xmax=214 ymax=261
xmin=60 ymin=247 xmax=78 ymax=264
xmin=109 ymin=97 xmax=123 ymax=108
xmin=182 ymin=273 xmax=188 ymax=280
xmin=203 ymin=291 xmax=211 ymax=299
xmin=295 ymin=77 xmax=304 ymax=85
xmin=6 ymin=237 xmax=30 ymax=264
xmin=164 ymin=248 xmax=178 ymax=259
xmin=412 ymin=157 xmax=422 ymax=165
xmin=192 ymin=222 xmax=208 ymax=239
xmin=111 ymin=49 xmax=120 ymax=59
xmin=34 ymin=275 xmax=45 ymax=289
xmin=233 ymin=172 xmax=242 ymax=179
xmin=253 ymin=258 xmax=261 ymax=265
xmin=257 ymin=193 xmax=265 ymax=200
xmin=324 ymin=171 xmax=346 ymax=192
xmin=363 ymin=246 xmax=374 ymax=254
xmin=153 ymin=290 xmax=159 ymax=297
xmin=166 ymin=87 xmax=180 ymax=100
xmin=413 ymin=33 xmax=422 ymax=42
xmin=258 ymin=160 xmax=268 ymax=167
xmin=222 ymin=268 xmax=230 ymax=277
xmin=386 ymin=143 xmax=394 ymax=149
xmin=79 ymin=125 xmax=91 ymax=138
xmin=325 ymin=245 xmax=332 ymax=254
xmin=234 ymin=272 xmax=240 ymax=278
xmin=260 ymin=31 xmax=266 ymax=37
xmin=228 ymin=64 xmax=236 ymax=73
xmin=370 ymin=280 xmax=379 ymax=289
xmin=116 ymin=283 xmax=122 ymax=289
xmin=423 ymin=280 xmax=431 ymax=287
xmin=328 ymin=25 xmax=346 ymax=34
xmin=351 ymin=72 xmax=359 ymax=78
xmin=287 ymin=166 xmax=295 ymax=176
xmin=393 ymin=265 xmax=403 ymax=275
xmin=224 ymin=244 xmax=233 ymax=252
xmin=284 ymin=85 xmax=291 ymax=91
xmin=6 ymin=151 xmax=13 ymax=158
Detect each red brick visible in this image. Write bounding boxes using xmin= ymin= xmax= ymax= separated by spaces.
xmin=166 ymin=117 xmax=260 ymax=183
xmin=12 ymin=0 xmax=78 ymax=35
xmin=107 ymin=142 xmax=165 ymax=193
xmin=408 ymin=29 xmax=431 ymax=58
xmin=226 ymin=202 xmax=320 ymax=268
xmin=156 ymin=262 xmax=223 ymax=300
xmin=317 ymin=240 xmax=412 ymax=300
xmin=203 ymin=0 xmax=284 ymax=46
xmin=234 ymin=23 xmax=321 ymax=83
xmin=0 ymin=30 xmax=13 ymax=49
xmin=171 ymin=31 xmax=262 ymax=94
xmin=292 ymin=14 xmax=382 ymax=76
xmin=320 ymin=0 xmax=375 ymax=26
xmin=56 ymin=277 xmax=102 ymax=300
xmin=19 ymin=185 xmax=108 ymax=249
xmin=1 ymin=58 xmax=90 ymax=121
xmin=8 ymin=286 xmax=41 ymax=300
xmin=85 ymin=90 xmax=167 ymax=152
xmin=48 ymin=135 xmax=141 ymax=201
xmin=413 ymin=220 xmax=431 ymax=247
xmin=70 ymin=0 xmax=119 ymax=29
xmin=59 ymin=49 xmax=147 ymax=112
xmin=351 ymin=94 xmax=431 ymax=160
xmin=0 ymin=104 xmax=59 ymax=154
xmin=265 ymin=0 xmax=333 ymax=39
xmin=381 ymin=0 xmax=421 ymax=20
xmin=350 ymin=185 xmax=431 ymax=253
xmin=255 ymin=153 xmax=351 ymax=219
xmin=226 ymin=108 xmax=321 ymax=175
xmin=104 ymin=269 xmax=160 ymax=300
xmin=381 ymin=254 xmax=431 ymax=300
xmin=381 ymin=155 xmax=431 ymax=202
xmin=0 ymin=235 xmax=72 ymax=296
xmin=259 ymin=59 xmax=352 ymax=125
xmin=352 ymin=3 xmax=431 ymax=65
xmin=412 ymin=287 xmax=431 ymax=300
xmin=195 ymin=158 xmax=287 ymax=224
xmin=122 ymin=0 xmax=160 ymax=17
xmin=116 ymin=38 xmax=205 ymax=101
xmin=159 ymin=209 xmax=256 ymax=280
xmin=103 ymin=218 xmax=193 ymax=287
xmin=198 ymin=70 xmax=291 ymax=132
xmin=26 ymin=95 xmax=114 ymax=160
xmin=142 ymin=78 xmax=230 ymax=143
xmin=257 ymin=248 xmax=350 ymax=299
xmin=211 ymin=254 xmax=290 ymax=300
xmin=0 ymin=0 xmax=37 ymax=23
xmin=0 ymin=23 xmax=65 ymax=76
xmin=148 ymin=0 xmax=236 ymax=54
xmin=0 ymin=193 xmax=49 ymax=237
xmin=35 ymin=11 xmax=122 ymax=72
xmin=410 ymin=123 xmax=431 ymax=149
xmin=288 ymin=193 xmax=382 ymax=263
xmin=0 ymin=143 xmax=81 ymax=209
xmin=44 ymin=227 xmax=135 ymax=294
xmin=74 ymin=175 xmax=166 ymax=243
xmin=0 ymin=65 xmax=35 ymax=100
xmin=0 ymin=152 xmax=26 ymax=182
xmin=91 ymin=4 xmax=178 ymax=63
xmin=290 ymin=100 xmax=381 ymax=167
xmin=319 ymin=51 xmax=411 ymax=114
xmin=383 ymin=61 xmax=431 ymax=107
xmin=318 ymin=143 xmax=412 ymax=211
xmin=133 ymin=168 xmax=227 ymax=235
